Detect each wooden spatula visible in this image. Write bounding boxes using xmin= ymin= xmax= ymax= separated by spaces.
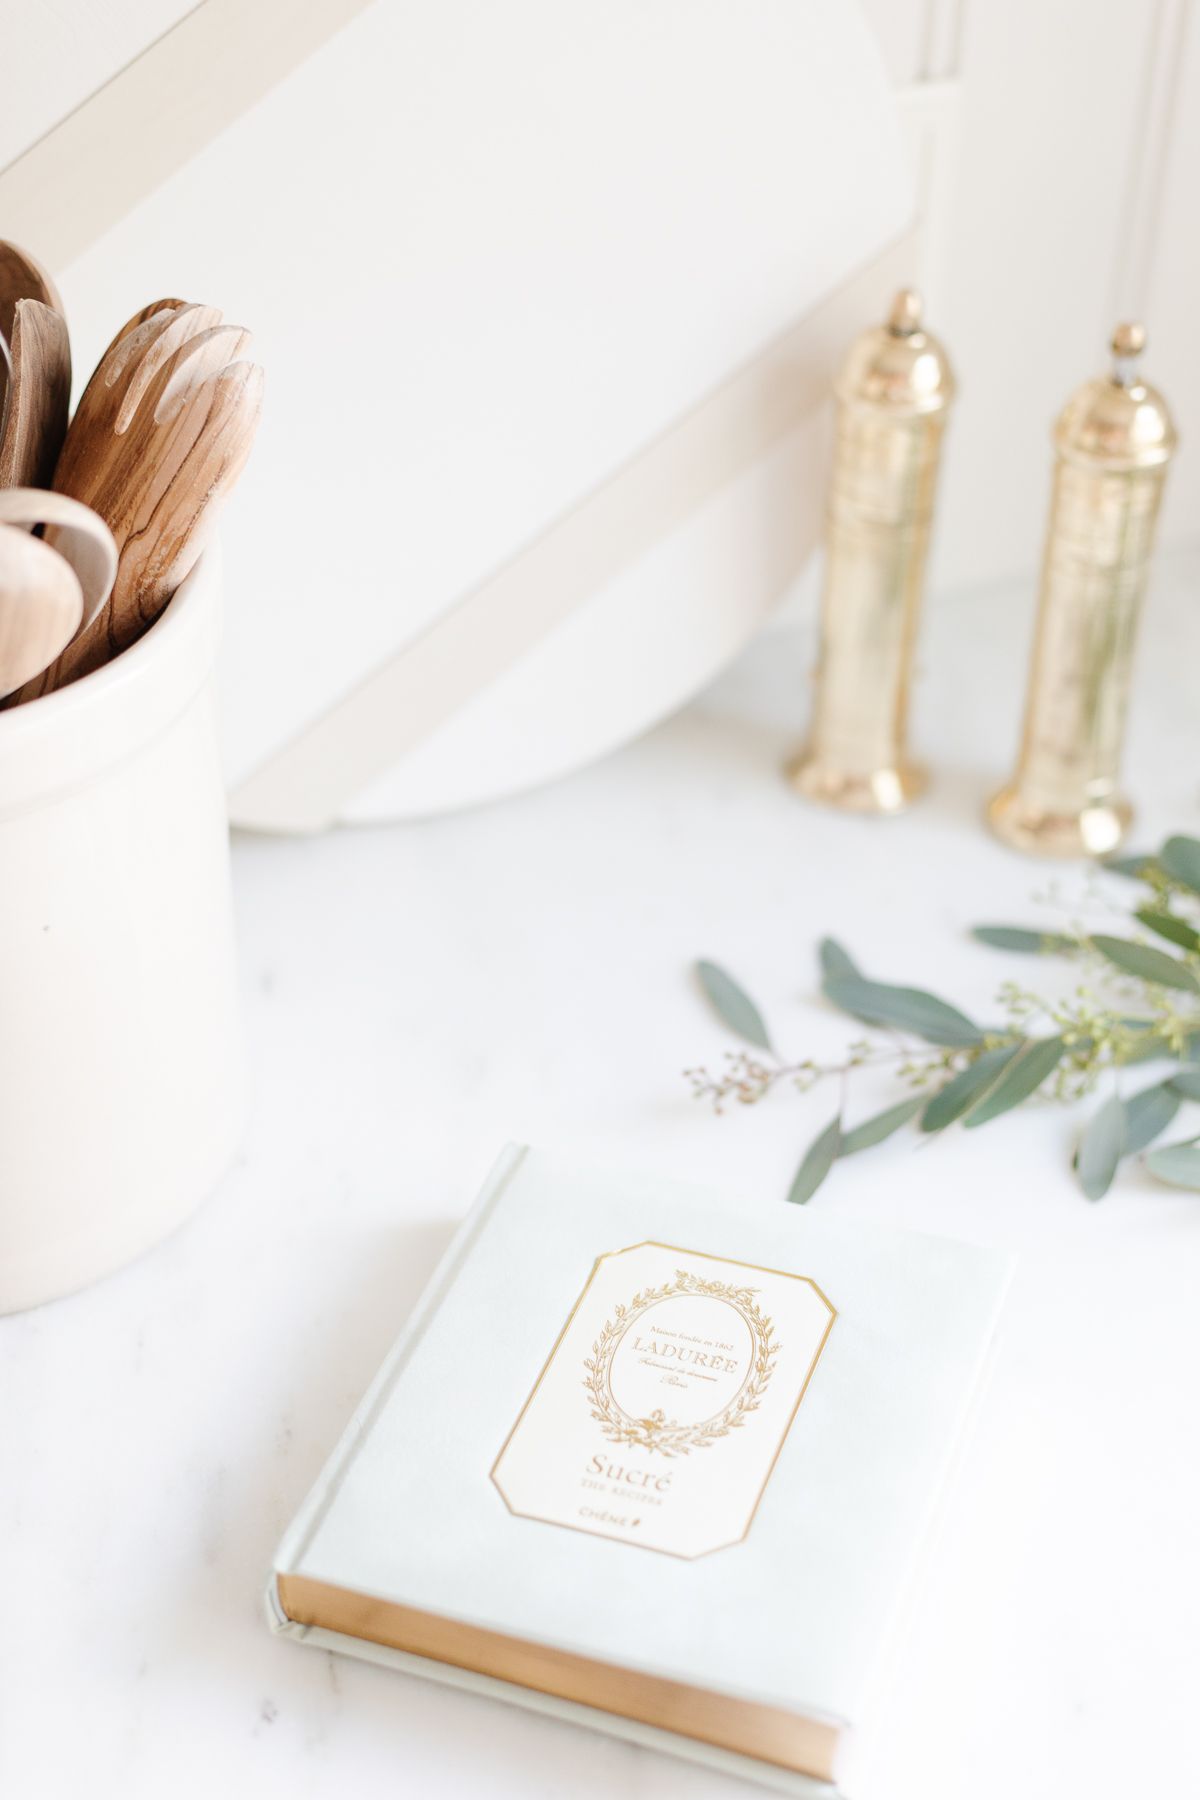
xmin=0 ymin=298 xmax=71 ymax=489
xmin=0 ymin=240 xmax=63 ymax=360
xmin=0 ymin=241 xmax=70 ymax=489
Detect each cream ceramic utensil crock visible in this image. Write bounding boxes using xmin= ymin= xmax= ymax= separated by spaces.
xmin=0 ymin=549 xmax=246 ymax=1312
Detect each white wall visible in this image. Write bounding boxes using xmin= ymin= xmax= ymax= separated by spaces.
xmin=0 ymin=1 xmax=195 ymax=169
xmin=4 ymin=0 xmax=1196 ymax=613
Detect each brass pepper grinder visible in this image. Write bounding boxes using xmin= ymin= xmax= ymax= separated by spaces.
xmin=988 ymin=324 xmax=1177 ymax=857
xmin=787 ymin=289 xmax=956 ymax=812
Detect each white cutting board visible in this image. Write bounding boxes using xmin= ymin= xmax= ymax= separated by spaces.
xmin=55 ymin=0 xmax=909 ymax=827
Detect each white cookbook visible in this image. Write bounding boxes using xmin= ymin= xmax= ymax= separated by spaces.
xmin=268 ymin=1144 xmax=1012 ymax=1794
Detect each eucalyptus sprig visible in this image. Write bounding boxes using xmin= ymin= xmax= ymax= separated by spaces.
xmin=688 ymin=832 xmax=1200 ymax=1203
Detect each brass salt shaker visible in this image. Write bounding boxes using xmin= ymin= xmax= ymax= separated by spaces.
xmin=787 ymin=289 xmax=955 ymax=812
xmin=988 ymin=324 xmax=1177 ymax=857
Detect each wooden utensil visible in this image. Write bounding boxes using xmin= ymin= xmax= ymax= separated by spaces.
xmin=0 ymin=488 xmax=118 ymax=643
xmin=0 ymin=241 xmax=70 ymax=488
xmin=0 ymin=328 xmax=10 ymax=447
xmin=0 ymin=298 xmax=71 ymax=489
xmin=54 ymin=302 xmax=221 ymax=495
xmin=0 ymin=240 xmax=63 ymax=359
xmin=0 ymin=241 xmax=67 ymax=447
xmin=0 ymin=523 xmax=82 ymax=699
xmin=22 ymin=342 xmax=262 ymax=695
xmin=1 ymin=287 xmax=261 ymax=699
xmin=57 ymin=321 xmax=254 ymax=538
xmin=98 ymin=296 xmax=186 ymax=363
xmin=81 ymin=361 xmax=263 ymax=676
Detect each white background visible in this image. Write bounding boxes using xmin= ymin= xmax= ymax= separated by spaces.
xmin=3 ymin=4 xmax=1200 ymax=1794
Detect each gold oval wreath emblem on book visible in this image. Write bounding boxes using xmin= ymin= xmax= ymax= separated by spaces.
xmin=583 ymin=1268 xmax=780 ymax=1457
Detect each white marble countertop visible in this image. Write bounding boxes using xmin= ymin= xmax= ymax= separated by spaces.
xmin=5 ymin=553 xmax=1200 ymax=1799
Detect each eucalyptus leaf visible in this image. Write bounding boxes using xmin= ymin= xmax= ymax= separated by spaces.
xmin=1122 ymin=1080 xmax=1187 ymax=1152
xmin=962 ymin=1035 xmax=1066 ymax=1128
xmin=1145 ymin=1139 xmax=1200 ymax=1190
xmin=1090 ymin=935 xmax=1200 ymax=993
xmin=919 ymin=1043 xmax=1024 ymax=1133
xmin=839 ymin=1095 xmax=925 ymax=1157
xmin=1076 ymin=1095 xmax=1126 ymax=1200
xmin=1160 ymin=835 xmax=1200 ymax=895
xmin=1167 ymin=1068 xmax=1200 ymax=1100
xmin=822 ymin=972 xmax=985 ymax=1048
xmin=1104 ymin=852 xmax=1159 ymax=881
xmin=787 ymin=1115 xmax=842 ymax=1204
xmin=818 ymin=938 xmax=860 ymax=981
xmin=1134 ymin=908 xmax=1200 ymax=953
xmin=972 ymin=925 xmax=1075 ymax=954
xmin=1122 ymin=1081 xmax=1182 ymax=1153
xmin=695 ymin=960 xmax=772 ymax=1051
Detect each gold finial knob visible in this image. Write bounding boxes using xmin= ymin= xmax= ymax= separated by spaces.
xmin=1111 ymin=321 xmax=1146 ymax=359
xmin=1110 ymin=321 xmax=1147 ymax=391
xmin=887 ymin=289 xmax=922 ymax=337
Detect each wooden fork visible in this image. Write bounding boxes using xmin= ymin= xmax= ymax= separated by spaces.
xmin=26 ymin=355 xmax=262 ymax=693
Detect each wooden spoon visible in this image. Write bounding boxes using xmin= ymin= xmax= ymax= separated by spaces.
xmin=0 ymin=523 xmax=82 ymax=699
xmin=0 ymin=298 xmax=71 ymax=489
xmin=0 ymin=488 xmax=118 ymax=639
